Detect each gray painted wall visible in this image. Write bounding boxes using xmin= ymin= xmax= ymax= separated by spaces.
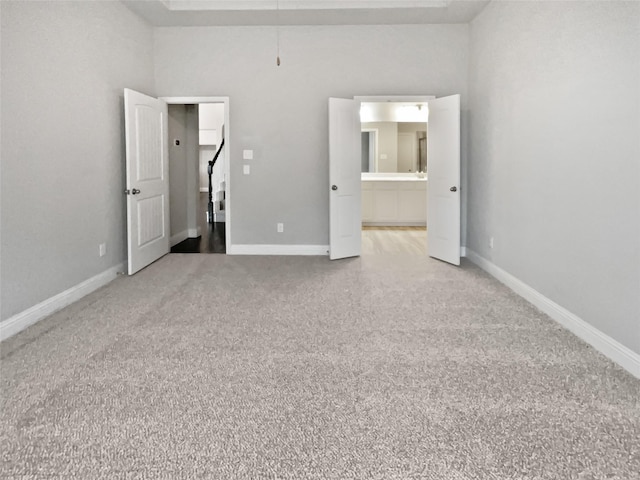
xmin=168 ymin=105 xmax=189 ymax=239
xmin=468 ymin=1 xmax=640 ymax=354
xmin=153 ymin=24 xmax=469 ymax=246
xmin=0 ymin=1 xmax=156 ymax=320
xmin=185 ymin=105 xmax=200 ymax=236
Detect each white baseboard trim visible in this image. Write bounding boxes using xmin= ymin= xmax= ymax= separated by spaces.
xmin=466 ymin=249 xmax=640 ymax=379
xmin=170 ymin=230 xmax=189 ymax=247
xmin=200 ymin=187 xmax=208 ymax=193
xmin=460 ymin=246 xmax=467 ymax=257
xmin=0 ymin=263 xmax=125 ymax=342
xmin=228 ymin=244 xmax=330 ymax=256
xmin=188 ymin=227 xmax=201 ymax=238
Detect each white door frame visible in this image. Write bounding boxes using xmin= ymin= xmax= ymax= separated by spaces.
xmin=160 ymin=96 xmax=231 ymax=253
xmin=356 ymin=96 xmax=436 ymax=103
xmin=353 ymin=94 xmax=464 ymax=258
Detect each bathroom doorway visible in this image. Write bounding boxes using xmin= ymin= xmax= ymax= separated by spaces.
xmin=350 ymin=94 xmax=461 ymax=264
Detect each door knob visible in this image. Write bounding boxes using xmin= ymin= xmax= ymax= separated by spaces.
xmin=132 ymin=188 xmax=141 ymax=195
xmin=332 ymin=185 xmax=338 ymax=191
xmin=450 ymin=186 xmax=457 ymax=192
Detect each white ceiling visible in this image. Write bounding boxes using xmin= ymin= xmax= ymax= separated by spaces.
xmin=121 ymin=0 xmax=491 ymax=26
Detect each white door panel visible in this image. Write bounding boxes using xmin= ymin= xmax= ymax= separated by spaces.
xmin=427 ymin=95 xmax=461 ymax=265
xmin=329 ymin=98 xmax=361 ymax=260
xmin=125 ymin=88 xmax=170 ymax=274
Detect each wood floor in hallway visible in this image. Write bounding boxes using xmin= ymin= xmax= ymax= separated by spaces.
xmin=170 ymin=192 xmax=226 ymax=254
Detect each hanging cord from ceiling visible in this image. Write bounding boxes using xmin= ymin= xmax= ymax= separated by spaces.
xmin=276 ymin=0 xmax=281 ymax=66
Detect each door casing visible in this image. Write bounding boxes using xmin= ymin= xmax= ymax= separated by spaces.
xmin=161 ymin=96 xmax=231 ymax=253
xmin=353 ymin=95 xmax=464 ymax=259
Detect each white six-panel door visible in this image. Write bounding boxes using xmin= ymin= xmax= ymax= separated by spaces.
xmin=427 ymin=94 xmax=461 ymax=265
xmin=124 ymin=88 xmax=170 ymax=274
xmin=329 ymin=98 xmax=362 ymax=260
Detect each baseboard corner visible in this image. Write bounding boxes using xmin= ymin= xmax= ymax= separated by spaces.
xmin=170 ymin=230 xmax=189 ymax=247
xmin=466 ymin=249 xmax=640 ymax=379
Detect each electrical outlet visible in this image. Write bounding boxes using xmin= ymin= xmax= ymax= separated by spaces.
xmin=277 ymin=223 xmax=284 ymax=233
xmin=489 ymin=237 xmax=494 ymax=249
xmin=99 ymin=243 xmax=107 ymax=257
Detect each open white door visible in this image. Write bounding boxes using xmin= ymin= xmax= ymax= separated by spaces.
xmin=124 ymin=88 xmax=170 ymax=274
xmin=329 ymin=98 xmax=361 ymax=260
xmin=427 ymin=94 xmax=461 ymax=265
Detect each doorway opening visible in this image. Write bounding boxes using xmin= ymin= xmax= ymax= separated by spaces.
xmin=162 ymin=97 xmax=231 ymax=254
xmin=328 ymin=94 xmax=460 ymax=263
xmin=357 ymin=97 xmax=432 ymax=257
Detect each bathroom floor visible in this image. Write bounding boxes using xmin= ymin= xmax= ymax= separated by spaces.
xmin=361 ymin=226 xmax=427 ymax=256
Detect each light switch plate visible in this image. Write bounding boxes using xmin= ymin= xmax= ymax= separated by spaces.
xmin=243 ymin=149 xmax=254 ymax=160
xmin=243 ymin=164 xmax=250 ymax=175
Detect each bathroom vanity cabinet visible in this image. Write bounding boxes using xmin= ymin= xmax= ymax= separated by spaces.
xmin=361 ymin=177 xmax=427 ymax=226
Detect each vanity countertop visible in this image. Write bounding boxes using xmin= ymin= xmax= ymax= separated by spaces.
xmin=361 ymin=174 xmax=427 ymax=182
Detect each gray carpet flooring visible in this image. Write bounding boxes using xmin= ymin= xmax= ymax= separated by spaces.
xmin=1 ymin=253 xmax=639 ymax=479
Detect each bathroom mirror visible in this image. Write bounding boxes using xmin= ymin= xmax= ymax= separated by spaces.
xmin=360 ymin=102 xmax=429 ymax=174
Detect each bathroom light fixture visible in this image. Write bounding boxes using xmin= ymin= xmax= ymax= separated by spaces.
xmin=396 ymin=105 xmax=428 ymax=122
xmin=359 ymin=105 xmax=373 ymax=122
